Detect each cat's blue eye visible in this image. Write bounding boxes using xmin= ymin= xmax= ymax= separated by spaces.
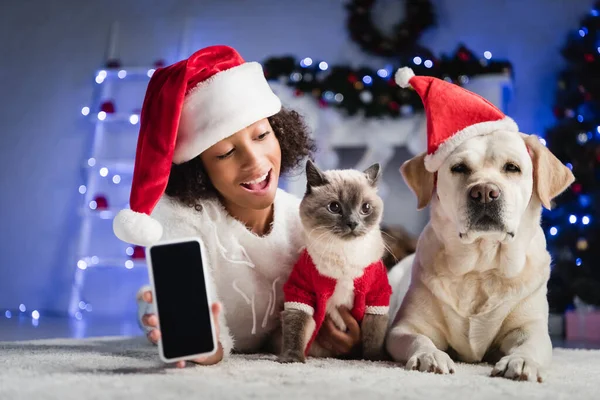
xmin=360 ymin=203 xmax=372 ymax=215
xmin=327 ymin=202 xmax=341 ymax=214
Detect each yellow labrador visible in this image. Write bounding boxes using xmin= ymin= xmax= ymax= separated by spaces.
xmin=386 ymin=131 xmax=574 ymax=382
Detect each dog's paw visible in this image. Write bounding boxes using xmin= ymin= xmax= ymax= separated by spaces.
xmin=491 ymin=355 xmax=544 ymax=382
xmin=406 ymin=350 xmax=456 ymax=374
xmin=278 ymin=351 xmax=306 ymax=364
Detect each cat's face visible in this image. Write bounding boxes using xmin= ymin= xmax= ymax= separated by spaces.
xmin=300 ymin=160 xmax=384 ymax=241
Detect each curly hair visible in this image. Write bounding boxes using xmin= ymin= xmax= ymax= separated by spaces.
xmin=165 ymin=108 xmax=316 ymax=210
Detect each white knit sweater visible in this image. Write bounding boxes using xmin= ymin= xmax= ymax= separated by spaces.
xmin=137 ymin=189 xmax=305 ymax=357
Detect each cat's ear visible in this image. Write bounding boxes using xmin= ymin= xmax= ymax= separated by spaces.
xmin=305 ymin=159 xmax=328 ymax=190
xmin=363 ymin=163 xmax=381 ymax=187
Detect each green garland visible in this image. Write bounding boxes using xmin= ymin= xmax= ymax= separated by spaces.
xmin=263 ymin=44 xmax=512 ymax=119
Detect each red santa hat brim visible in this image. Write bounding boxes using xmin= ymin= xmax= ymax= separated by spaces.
xmin=423 ymin=116 xmax=518 ymax=172
xmin=175 ymin=62 xmax=281 ymax=163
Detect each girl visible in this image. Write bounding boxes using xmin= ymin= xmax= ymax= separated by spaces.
xmin=113 ymin=45 xmax=362 ymax=367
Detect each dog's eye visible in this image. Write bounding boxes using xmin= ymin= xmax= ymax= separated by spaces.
xmin=327 ymin=202 xmax=341 ymax=214
xmin=504 ymin=162 xmax=521 ymax=173
xmin=451 ymin=163 xmax=471 ymax=174
xmin=360 ymin=203 xmax=372 ymax=215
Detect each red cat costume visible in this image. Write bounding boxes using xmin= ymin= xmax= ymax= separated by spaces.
xmin=283 ymin=249 xmax=393 ymax=354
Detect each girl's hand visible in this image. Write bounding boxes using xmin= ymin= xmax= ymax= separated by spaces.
xmin=140 ymin=290 xmax=224 ymax=367
xmin=315 ymin=307 xmax=361 ymax=357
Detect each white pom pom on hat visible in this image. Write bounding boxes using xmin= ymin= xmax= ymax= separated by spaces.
xmin=394 ymin=67 xmax=415 ymax=88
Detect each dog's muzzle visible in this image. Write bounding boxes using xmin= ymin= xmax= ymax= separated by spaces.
xmin=467 ymin=183 xmax=505 ymax=231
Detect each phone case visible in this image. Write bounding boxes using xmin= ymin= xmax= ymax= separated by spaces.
xmin=145 ymin=236 xmax=218 ymax=363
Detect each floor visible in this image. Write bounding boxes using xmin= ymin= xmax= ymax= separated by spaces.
xmin=0 ymin=314 xmax=143 ymax=342
xmin=1 ymin=314 xmax=600 ymax=350
xmin=3 ymin=336 xmax=600 ymax=400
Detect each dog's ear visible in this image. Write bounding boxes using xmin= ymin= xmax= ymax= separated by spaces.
xmin=524 ymin=134 xmax=575 ymax=210
xmin=400 ymin=152 xmax=435 ymax=210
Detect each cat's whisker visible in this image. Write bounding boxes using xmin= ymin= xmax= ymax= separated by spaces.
xmin=318 ymin=235 xmax=336 ymax=262
xmin=382 ymin=242 xmax=398 ymax=264
xmin=308 ymin=226 xmax=330 ymax=235
xmin=309 ymin=229 xmax=334 ymax=247
xmin=380 ymin=231 xmax=396 ymax=240
xmin=305 ymin=224 xmax=338 ymax=248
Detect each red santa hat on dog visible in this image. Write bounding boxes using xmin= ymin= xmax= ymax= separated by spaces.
xmin=395 ymin=67 xmax=518 ymax=172
xmin=113 ymin=45 xmax=281 ymax=246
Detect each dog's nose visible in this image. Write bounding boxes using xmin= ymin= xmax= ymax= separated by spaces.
xmin=469 ymin=183 xmax=501 ymax=204
xmin=346 ymin=221 xmax=358 ymax=230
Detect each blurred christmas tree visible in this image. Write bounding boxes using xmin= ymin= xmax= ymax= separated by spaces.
xmin=545 ymin=2 xmax=600 ymax=313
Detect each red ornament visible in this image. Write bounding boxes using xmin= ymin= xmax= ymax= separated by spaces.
xmin=153 ymin=59 xmax=166 ymax=68
xmin=294 ymin=89 xmax=303 ymax=97
xmin=100 ymin=101 xmax=116 ymax=114
xmin=572 ymin=183 xmax=582 ymax=194
xmin=458 ymin=51 xmax=470 ymax=61
xmin=105 ymin=59 xmax=121 ymax=69
xmin=388 ymin=101 xmax=400 ymax=111
xmin=132 ymin=245 xmax=145 ymax=260
xmin=93 ymin=195 xmax=109 ymax=210
xmin=585 ymin=54 xmax=595 ymax=62
xmin=553 ymin=107 xmax=563 ymax=118
xmin=348 ymin=74 xmax=358 ymax=84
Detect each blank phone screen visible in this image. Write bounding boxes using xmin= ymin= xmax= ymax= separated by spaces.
xmin=149 ymin=240 xmax=215 ymax=359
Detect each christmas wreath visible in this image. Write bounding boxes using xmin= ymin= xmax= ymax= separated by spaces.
xmin=346 ymin=0 xmax=435 ymax=57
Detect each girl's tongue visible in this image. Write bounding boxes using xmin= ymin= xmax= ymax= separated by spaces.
xmin=243 ymin=179 xmax=268 ymax=191
xmin=241 ymin=171 xmax=270 ymax=191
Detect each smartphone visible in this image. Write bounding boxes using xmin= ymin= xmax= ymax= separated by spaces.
xmin=146 ymin=237 xmax=217 ymax=363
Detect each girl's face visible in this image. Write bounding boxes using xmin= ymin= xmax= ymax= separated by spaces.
xmin=200 ymin=118 xmax=282 ymax=211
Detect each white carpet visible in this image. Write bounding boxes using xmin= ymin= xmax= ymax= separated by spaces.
xmin=1 ymin=337 xmax=599 ymax=400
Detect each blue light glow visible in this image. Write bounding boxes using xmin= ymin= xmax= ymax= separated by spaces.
xmin=300 ymin=58 xmax=313 ymax=68
xmin=377 ymin=69 xmax=389 ymax=78
xmin=579 ymin=195 xmax=591 ymax=207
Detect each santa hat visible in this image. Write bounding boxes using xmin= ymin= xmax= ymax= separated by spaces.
xmin=395 ymin=67 xmax=518 ymax=172
xmin=113 ymin=45 xmax=281 ymax=246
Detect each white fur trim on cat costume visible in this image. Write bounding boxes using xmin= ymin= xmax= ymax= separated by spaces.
xmin=284 ymin=302 xmax=315 ymax=316
xmin=365 ymin=306 xmax=389 ymax=315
